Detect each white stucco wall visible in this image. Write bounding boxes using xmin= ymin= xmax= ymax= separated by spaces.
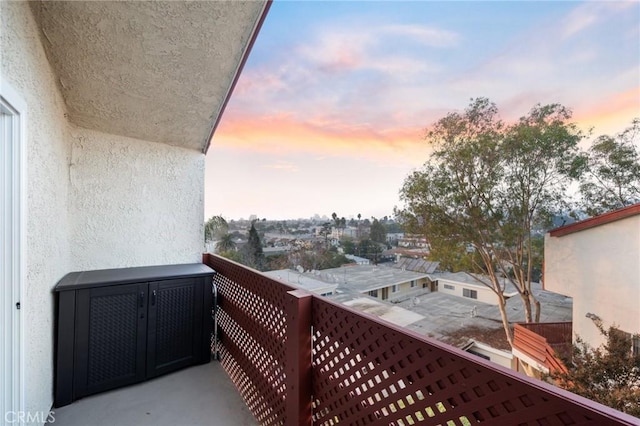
xmin=68 ymin=128 xmax=204 ymax=271
xmin=545 ymin=216 xmax=640 ymax=348
xmin=466 ymin=342 xmax=514 ymax=370
xmin=2 ymin=3 xmax=206 ymax=421
xmin=438 ymin=279 xmax=497 ymax=305
xmin=1 ymin=2 xmax=71 ymax=421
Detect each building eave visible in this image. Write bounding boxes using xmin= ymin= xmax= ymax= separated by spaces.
xmin=29 ymin=0 xmax=270 ymax=152
xmin=549 ymin=203 xmax=640 ymax=237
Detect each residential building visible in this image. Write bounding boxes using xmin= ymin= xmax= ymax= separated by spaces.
xmin=391 ymin=257 xmax=439 ymax=274
xmin=428 ymin=272 xmax=519 ymax=305
xmin=398 ymin=234 xmax=429 ymax=248
xmin=344 ymin=254 xmax=370 ymax=265
xmin=383 ymin=247 xmax=431 ymax=261
xmin=1 ymin=2 xmax=634 ymax=425
xmin=461 ymin=341 xmax=514 ymax=369
xmin=544 ymin=203 xmax=640 ymax=350
xmin=328 ymin=264 xmax=430 ymax=301
xmin=262 ymin=269 xmax=338 ymax=296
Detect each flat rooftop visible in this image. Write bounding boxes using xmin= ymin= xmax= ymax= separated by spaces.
xmin=262 ymin=269 xmax=338 ymax=294
xmin=329 ymin=281 xmax=572 ymax=350
xmin=321 ymin=264 xmax=430 ymax=293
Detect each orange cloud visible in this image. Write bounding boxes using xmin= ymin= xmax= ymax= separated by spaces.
xmin=573 ymin=87 xmax=640 ymax=136
xmin=210 ymin=112 xmax=432 ymax=166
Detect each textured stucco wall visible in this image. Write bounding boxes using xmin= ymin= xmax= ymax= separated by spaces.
xmin=69 ymin=127 xmax=205 ymax=271
xmin=2 ymin=3 xmax=206 ymax=421
xmin=545 ymin=217 xmax=640 ymax=348
xmin=1 ymin=2 xmax=71 ymax=421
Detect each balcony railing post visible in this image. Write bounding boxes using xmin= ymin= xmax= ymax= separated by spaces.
xmin=285 ymin=289 xmax=313 ymax=425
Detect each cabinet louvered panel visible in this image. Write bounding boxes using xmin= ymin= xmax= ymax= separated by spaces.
xmin=156 ymin=285 xmax=194 ymax=364
xmin=73 ymin=283 xmax=147 ymax=399
xmin=146 ymin=279 xmax=204 ymax=377
xmin=87 ymin=292 xmax=139 ymax=385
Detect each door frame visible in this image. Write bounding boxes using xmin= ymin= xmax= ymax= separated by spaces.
xmin=1 ymin=76 xmax=27 ymax=418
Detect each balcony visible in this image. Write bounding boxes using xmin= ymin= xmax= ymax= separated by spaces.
xmin=52 ymin=255 xmax=637 ymax=425
xmin=50 ymin=362 xmax=256 ymax=426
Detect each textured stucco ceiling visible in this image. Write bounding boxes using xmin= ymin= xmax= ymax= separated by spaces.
xmin=30 ymin=1 xmax=267 ymax=151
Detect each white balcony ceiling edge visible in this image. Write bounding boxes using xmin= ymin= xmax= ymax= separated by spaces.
xmin=29 ymin=1 xmax=267 ymax=152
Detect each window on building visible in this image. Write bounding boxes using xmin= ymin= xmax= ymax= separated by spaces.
xmin=410 ymin=280 xmax=416 ymax=288
xmin=443 ymin=284 xmax=454 ymax=290
xmin=613 ymin=329 xmax=640 ymax=356
xmin=468 ymin=350 xmax=490 ymax=361
xmin=463 ymin=288 xmax=478 ymax=299
xmin=392 ymin=285 xmax=398 ymax=293
xmin=368 ymin=290 xmax=378 ymax=298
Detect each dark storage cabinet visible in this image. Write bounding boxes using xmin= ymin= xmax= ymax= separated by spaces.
xmin=54 ymin=264 xmax=214 ymax=407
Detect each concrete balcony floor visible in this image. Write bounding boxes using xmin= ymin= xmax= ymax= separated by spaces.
xmin=50 ymin=362 xmax=257 ymax=426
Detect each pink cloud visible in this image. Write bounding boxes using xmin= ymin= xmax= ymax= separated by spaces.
xmin=573 ymin=87 xmax=640 ymax=136
xmin=562 ymin=1 xmax=635 ymax=39
xmin=383 ymin=24 xmax=461 ymax=47
xmin=211 ymin=111 xmax=431 ymax=166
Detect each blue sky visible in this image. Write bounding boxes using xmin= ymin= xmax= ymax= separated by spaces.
xmin=205 ymin=1 xmax=640 ymax=221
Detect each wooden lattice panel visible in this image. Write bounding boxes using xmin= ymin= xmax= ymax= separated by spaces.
xmin=311 ymin=297 xmax=631 ymax=426
xmin=206 ymin=255 xmax=295 ymax=426
xmin=204 ymin=255 xmax=634 ymax=425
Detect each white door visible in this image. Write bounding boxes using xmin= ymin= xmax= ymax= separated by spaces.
xmin=1 ymin=79 xmax=25 ymax=422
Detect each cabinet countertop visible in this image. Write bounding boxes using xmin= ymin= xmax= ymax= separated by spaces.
xmin=54 ymin=263 xmax=215 ymax=291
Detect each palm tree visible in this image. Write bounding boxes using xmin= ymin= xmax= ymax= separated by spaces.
xmin=216 ymin=233 xmax=236 ymax=253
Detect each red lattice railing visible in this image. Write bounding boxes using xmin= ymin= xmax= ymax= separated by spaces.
xmin=204 ymin=254 xmax=637 ymax=425
xmin=205 ymin=254 xmax=297 ymax=425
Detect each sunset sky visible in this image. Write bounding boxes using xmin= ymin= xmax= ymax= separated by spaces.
xmin=204 ymin=1 xmax=640 ymax=221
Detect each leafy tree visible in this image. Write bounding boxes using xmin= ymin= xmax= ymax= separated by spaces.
xmin=299 ymin=248 xmax=351 ymax=271
xmin=215 ymin=233 xmax=237 ymax=253
xmin=579 ymin=118 xmax=640 ymax=216
xmin=204 ymin=215 xmax=228 ymax=242
xmin=219 ymin=249 xmax=243 ymax=264
xmin=427 ymin=242 xmax=478 ymax=273
xmin=551 ymin=318 xmax=640 ymax=417
xmin=266 ymin=254 xmax=290 ymax=271
xmin=396 ymin=98 xmax=584 ymax=345
xmin=318 ymin=222 xmax=331 ymax=248
xmin=370 ymin=218 xmax=387 ymax=244
xmin=243 ymin=221 xmax=265 ymax=271
xmin=330 ymin=213 xmax=347 ymax=238
xmin=341 ymin=239 xmax=356 ymax=255
xmin=357 ymin=239 xmax=383 ymax=263
xmin=385 ymin=221 xmax=403 ymax=234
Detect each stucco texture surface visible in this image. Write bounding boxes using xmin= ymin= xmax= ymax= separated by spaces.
xmin=1 ymin=2 xmax=71 ymax=420
xmin=2 ymin=2 xmax=208 ymax=420
xmin=545 ymin=217 xmax=640 ymax=348
xmin=29 ymin=0 xmax=266 ymax=151
xmin=69 ymin=127 xmax=205 ymax=271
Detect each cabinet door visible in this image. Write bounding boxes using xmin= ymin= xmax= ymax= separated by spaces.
xmin=146 ymin=278 xmax=203 ymax=377
xmin=74 ymin=283 xmax=148 ymax=398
